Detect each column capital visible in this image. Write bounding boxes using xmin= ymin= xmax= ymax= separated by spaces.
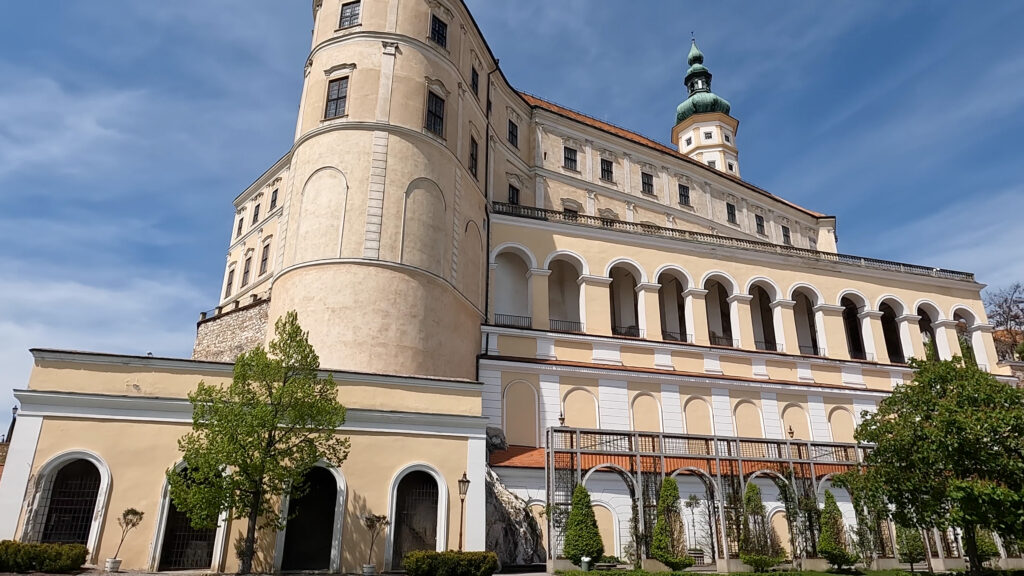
xmin=726 ymin=294 xmax=753 ymax=304
xmin=968 ymin=323 xmax=995 ymax=334
xmin=932 ymin=319 xmax=960 ymax=329
xmin=578 ymin=274 xmax=612 ymax=287
xmin=814 ymin=304 xmax=845 ymax=315
xmin=683 ymin=288 xmax=709 ymax=299
xmin=635 ymin=282 xmax=661 ymax=293
xmin=895 ymin=314 xmax=921 ymax=324
xmin=770 ymin=299 xmax=797 ymax=310
xmin=527 ymin=268 xmax=552 ymax=279
xmin=858 ymin=310 xmax=885 ymax=320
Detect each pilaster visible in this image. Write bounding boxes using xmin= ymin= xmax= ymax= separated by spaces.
xmin=815 ymin=304 xmax=849 ymax=360
xmin=528 ymin=269 xmax=551 ymax=331
xmin=771 ymin=299 xmax=799 ymax=354
xmin=897 ymin=314 xmax=925 ymax=361
xmin=859 ymin=310 xmax=885 ymax=363
xmin=579 ymin=275 xmax=613 ymax=337
xmin=636 ymin=283 xmax=662 ymax=340
xmin=727 ymin=293 xmax=754 ymax=349
xmin=933 ymin=320 xmax=962 ymax=360
xmin=970 ymin=323 xmax=997 ymax=371
xmin=684 ymin=288 xmax=710 ymax=346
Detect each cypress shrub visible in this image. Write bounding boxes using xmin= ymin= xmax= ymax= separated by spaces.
xmin=562 ymin=484 xmax=604 ymax=566
xmin=817 ymin=490 xmax=859 ymax=570
xmin=650 ymin=477 xmax=695 ymax=570
xmin=738 ymin=482 xmax=785 ymax=572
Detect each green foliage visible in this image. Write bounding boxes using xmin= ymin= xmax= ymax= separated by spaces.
xmin=0 ymin=541 xmax=88 ymax=573
xmin=975 ymin=528 xmax=1001 ymax=565
xmin=894 ymin=525 xmax=926 ymax=571
xmin=818 ymin=491 xmax=858 ymax=570
xmin=113 ymin=507 xmax=145 ymax=559
xmin=167 ymin=311 xmax=351 ymax=574
xmin=597 ymin=555 xmax=622 ymax=564
xmin=362 ymin=514 xmax=390 ymax=565
xmin=738 ymin=482 xmax=785 ymax=572
xmin=562 ymin=484 xmax=604 ymax=566
xmin=402 ymin=551 xmax=499 ymax=576
xmin=651 ymin=477 xmax=695 ymax=571
xmin=855 ymin=356 xmax=1024 ymax=574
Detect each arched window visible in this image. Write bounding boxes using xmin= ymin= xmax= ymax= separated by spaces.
xmin=657 ymin=271 xmax=689 ymax=342
xmin=879 ymin=301 xmax=906 ymax=364
xmin=391 ymin=471 xmax=440 ymax=567
xmin=37 ymin=459 xmax=101 ymax=545
xmin=953 ymin=309 xmax=977 ymax=366
xmin=704 ymin=278 xmax=734 ymax=347
xmin=792 ymin=288 xmax=821 ymax=355
xmin=841 ymin=296 xmax=867 ymax=360
xmin=917 ymin=305 xmax=939 ymax=358
xmin=609 ymin=265 xmax=641 ymax=337
xmin=749 ymin=284 xmax=778 ymax=351
xmin=548 ymin=258 xmax=582 ymax=332
xmin=493 ymin=251 xmax=531 ymax=328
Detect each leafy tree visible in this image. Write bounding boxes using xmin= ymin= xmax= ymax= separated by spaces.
xmin=738 ymin=482 xmax=785 ymax=572
xmin=895 ymin=525 xmax=926 ymax=572
xmin=975 ymin=528 xmax=1001 ymax=567
xmin=168 ymin=311 xmax=351 ymax=574
xmin=650 ymin=478 xmax=694 ymax=570
xmin=563 ymin=484 xmax=603 ymax=567
xmin=985 ymin=283 xmax=1024 ymax=360
xmin=855 ymin=356 xmax=1024 ymax=575
xmin=818 ymin=491 xmax=858 ymax=570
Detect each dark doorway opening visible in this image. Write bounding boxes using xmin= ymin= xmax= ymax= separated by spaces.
xmin=281 ymin=466 xmax=337 ymax=571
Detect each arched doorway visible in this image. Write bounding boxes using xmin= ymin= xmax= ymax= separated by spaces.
xmin=841 ymin=296 xmax=867 ymax=360
xmin=159 ymin=468 xmax=218 ymax=572
xmin=39 ymin=459 xmax=101 ymax=545
xmin=879 ymin=301 xmax=906 ymax=364
xmin=281 ymin=467 xmax=338 ymax=571
xmin=391 ymin=471 xmax=440 ymax=568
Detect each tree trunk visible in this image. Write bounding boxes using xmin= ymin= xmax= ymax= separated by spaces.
xmin=239 ymin=488 xmax=262 ymax=575
xmin=963 ymin=525 xmax=981 ymax=576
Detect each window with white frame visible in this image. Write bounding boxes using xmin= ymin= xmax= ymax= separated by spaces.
xmin=241 ymin=257 xmax=252 ymax=287
xmin=251 ymin=203 xmax=260 ymax=225
xmin=224 ymin=268 xmax=235 ymax=298
xmin=641 ymin=172 xmax=654 ymax=195
xmin=325 ymin=77 xmax=349 ymax=119
xmin=563 ymin=146 xmax=578 ymax=171
xmin=269 ymin=189 xmax=278 ymax=210
xmin=339 ymin=1 xmax=361 ymax=28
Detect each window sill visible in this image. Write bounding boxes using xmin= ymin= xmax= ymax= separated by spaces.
xmin=422 ymin=128 xmax=447 ymax=144
xmin=562 ymin=166 xmax=581 ymax=174
xmin=335 ymin=24 xmax=362 ymax=33
xmin=428 ymin=38 xmax=451 ymax=55
xmin=600 ymin=178 xmax=616 ymax=185
xmin=678 ymin=202 xmax=693 ymax=209
xmin=321 ymin=114 xmax=349 ymax=124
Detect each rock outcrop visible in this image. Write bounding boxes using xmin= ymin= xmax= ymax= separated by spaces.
xmin=485 ymin=466 xmax=545 ymax=567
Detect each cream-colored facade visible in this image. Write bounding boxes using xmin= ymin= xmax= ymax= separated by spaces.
xmin=0 ymin=0 xmax=1017 ymax=573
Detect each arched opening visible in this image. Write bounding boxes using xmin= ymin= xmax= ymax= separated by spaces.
xmin=704 ymin=278 xmax=734 ymax=347
xmin=609 ymin=265 xmax=641 ymax=337
xmin=493 ymin=251 xmax=531 ymax=328
xmin=953 ymin=309 xmax=977 ymax=366
xmin=582 ymin=466 xmax=636 ymax=559
xmin=37 ymin=459 xmax=101 ymax=545
xmin=841 ymin=296 xmax=867 ymax=360
xmin=391 ymin=471 xmax=440 ymax=567
xmin=548 ymin=258 xmax=582 ymax=332
xmin=672 ymin=471 xmax=718 ymax=563
xmin=750 ymin=284 xmax=778 ymax=351
xmin=793 ymin=289 xmax=821 ymax=356
xmin=631 ymin=393 xmax=662 ymax=433
xmin=563 ymin=388 xmax=598 ymax=429
xmin=281 ymin=467 xmax=338 ymax=571
xmin=293 ymin=168 xmax=349 ymax=264
xmin=504 ymin=381 xmax=539 ymax=447
xmin=879 ymin=301 xmax=906 ymax=364
xmin=159 ymin=467 xmax=219 ymax=571
xmin=658 ymin=271 xmax=689 ymax=342
xmin=917 ymin=305 xmax=939 ymax=358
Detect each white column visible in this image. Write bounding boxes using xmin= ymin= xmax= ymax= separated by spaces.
xmin=969 ymin=324 xmax=993 ymax=371
xmin=464 ymin=436 xmax=488 ymax=551
xmin=623 ymin=154 xmax=633 ymax=193
xmin=584 ymin=139 xmax=594 ymax=182
xmin=859 ymin=310 xmax=884 ymax=361
xmin=0 ymin=414 xmax=43 ymax=539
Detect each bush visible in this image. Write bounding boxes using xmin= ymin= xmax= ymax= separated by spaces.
xmin=0 ymin=541 xmax=89 ymax=573
xmin=562 ymin=484 xmax=604 ymax=566
xmin=738 ymin=483 xmax=785 ymax=572
xmin=403 ymin=550 xmax=498 ymax=576
xmin=818 ymin=491 xmax=859 ymax=570
xmin=651 ymin=477 xmax=696 ymax=571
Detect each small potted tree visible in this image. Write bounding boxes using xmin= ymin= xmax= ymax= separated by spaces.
xmin=362 ymin=514 xmax=390 ymax=576
xmin=106 ymin=508 xmax=144 ymax=572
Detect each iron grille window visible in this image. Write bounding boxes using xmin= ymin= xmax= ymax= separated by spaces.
xmin=469 ymin=136 xmax=478 ymax=179
xmin=429 ymin=15 xmax=448 ymax=48
xmin=755 ymin=214 xmax=766 ymax=235
xmin=727 ymin=203 xmax=737 ymax=224
xmin=241 ymin=257 xmax=251 ymax=287
xmin=678 ymin=184 xmax=691 ymax=206
xmin=782 ymin=225 xmax=792 ymax=245
xmin=324 ymin=77 xmax=349 ymax=119
xmin=259 ymin=243 xmax=271 ymax=275
xmin=251 ymin=203 xmax=260 ymax=225
xmin=563 ymin=147 xmax=578 ymax=171
xmin=641 ymin=172 xmax=654 ymax=194
xmin=600 ymin=159 xmax=613 ymax=182
xmin=339 ymin=1 xmax=361 ymax=28
xmin=425 ymin=91 xmax=445 ymax=137
xmin=470 ymin=67 xmax=479 ymax=96
xmin=224 ymin=270 xmax=234 ymax=298
xmin=39 ymin=460 xmax=101 ymax=545
xmin=507 ymin=120 xmax=518 ymax=148
xmin=508 ymin=184 xmax=520 ymax=205
xmin=236 ymin=218 xmax=243 ymax=237
xmin=269 ymin=189 xmax=278 ymax=210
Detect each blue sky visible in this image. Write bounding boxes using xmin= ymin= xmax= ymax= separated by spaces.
xmin=2 ymin=1 xmax=1024 ymax=431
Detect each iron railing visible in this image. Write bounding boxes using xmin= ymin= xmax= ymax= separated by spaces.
xmin=661 ymin=331 xmax=693 ymax=343
xmin=549 ymin=319 xmax=584 ymax=333
xmin=755 ymin=340 xmax=782 ymax=352
xmin=799 ymin=344 xmax=823 ymax=356
xmin=494 ymin=314 xmax=533 ymax=329
xmin=710 ymin=334 xmax=738 ymax=348
xmin=612 ymin=325 xmax=643 ymax=338
xmin=492 ymin=202 xmax=975 ymax=282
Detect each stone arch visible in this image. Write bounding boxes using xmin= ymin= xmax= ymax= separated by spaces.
xmin=878 ymin=297 xmax=907 ymax=364
xmin=700 ymin=270 xmax=738 ymax=295
xmin=875 ymin=295 xmax=907 ymax=315
xmin=745 ymin=276 xmax=781 ymax=301
xmin=951 ymin=305 xmax=984 ymax=366
xmin=293 ymin=167 xmax=350 ymax=264
xmin=656 ymin=266 xmax=692 ymax=342
xmin=490 ymin=242 xmax=538 ymax=269
xmin=274 ymin=462 xmax=347 ymax=573
xmin=791 ymin=285 xmax=824 ymax=356
xmin=837 ymin=289 xmax=869 ymax=308
xmin=151 ymin=460 xmax=230 ymax=572
xmin=630 ymin=392 xmax=663 ymax=433
xmin=683 ymin=396 xmax=714 ymax=435
xmin=492 ymin=249 xmax=532 ymax=322
xmin=653 ymin=264 xmax=695 ymax=289
xmin=562 ymin=387 xmax=599 ymax=429
xmin=590 ymin=500 xmax=621 ymax=558
xmin=385 ymin=463 xmax=449 ymax=570
xmin=788 ymin=282 xmax=824 ymax=305
xmin=748 ymin=278 xmax=779 ymax=352
xmin=503 ymin=380 xmax=540 ymax=447
xmin=544 ymin=250 xmax=589 ymax=275
xmin=703 ymin=272 xmax=736 ymax=347
xmin=914 ymin=299 xmax=945 ymax=321
xmin=608 ymin=261 xmax=642 ymax=337
xmin=604 ymin=258 xmax=647 ymax=283
xmin=839 ymin=291 xmax=869 ymax=360
xmin=401 ymin=177 xmax=449 ymax=277
xmin=733 ymin=400 xmax=764 ymax=438
xmin=547 ymin=252 xmax=584 ymax=330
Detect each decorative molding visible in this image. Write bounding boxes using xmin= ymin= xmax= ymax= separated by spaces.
xmin=424 ymin=76 xmax=450 ymax=97
xmin=324 ymin=62 xmax=357 ymax=78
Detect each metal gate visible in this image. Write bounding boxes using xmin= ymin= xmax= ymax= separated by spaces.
xmin=40 ymin=459 xmax=100 ymax=545
xmin=391 ymin=471 xmax=439 ymax=568
xmin=159 ymin=483 xmax=217 ymax=571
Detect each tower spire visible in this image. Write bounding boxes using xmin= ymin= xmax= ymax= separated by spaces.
xmin=673 ymin=39 xmax=740 ymax=176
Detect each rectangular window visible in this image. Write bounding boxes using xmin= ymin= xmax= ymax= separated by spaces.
xmin=755 ymin=214 xmax=766 ymax=235
xmin=727 ymin=162 xmax=735 ymax=172
xmin=324 ymin=77 xmax=349 ymax=119
xmin=430 ymin=15 xmax=448 ymax=48
xmin=269 ymin=189 xmax=278 ymax=210
xmin=224 ymin=270 xmax=235 ymax=298
xmin=471 ymin=67 xmax=479 ymax=96
xmin=724 ymin=133 xmax=732 ymax=143
xmin=678 ymin=184 xmax=691 ymax=206
xmin=236 ymin=218 xmax=243 ymax=238
xmin=707 ymin=159 xmax=717 ymax=169
xmin=727 ymin=202 xmax=737 ymax=224
xmin=782 ymin=225 xmax=792 ymax=245
xmin=259 ymin=243 xmax=271 ymax=275
xmin=425 ymin=91 xmax=445 ymax=137
xmin=563 ymin=147 xmax=578 ymax=171
xmin=685 ymin=137 xmax=692 ymax=146
xmin=507 ymin=120 xmax=518 ymax=148
xmin=641 ymin=172 xmax=655 ymax=195
xmin=600 ymin=159 xmax=614 ymax=182
xmin=704 ymin=131 xmax=713 ymax=140
xmin=251 ymin=204 xmax=260 ymax=225
xmin=508 ymin=184 xmax=520 ymax=206
xmin=339 ymin=1 xmax=361 ymax=28
xmin=241 ymin=257 xmax=252 ymax=287
xmin=469 ymin=136 xmax=479 ymax=179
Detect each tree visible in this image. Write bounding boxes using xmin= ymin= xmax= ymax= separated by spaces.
xmin=975 ymin=528 xmax=1000 ymax=567
xmin=651 ymin=477 xmax=694 ymax=570
xmin=985 ymin=283 xmax=1024 ymax=361
xmin=562 ymin=484 xmax=603 ymax=567
xmin=895 ymin=525 xmax=926 ymax=572
xmin=168 ymin=311 xmax=351 ymax=574
xmin=818 ymin=491 xmax=858 ymax=570
xmin=855 ymin=356 xmax=1024 ymax=575
xmin=738 ymin=482 xmax=785 ymax=572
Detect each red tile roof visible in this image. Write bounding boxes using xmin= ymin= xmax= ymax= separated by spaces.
xmin=491 ymin=445 xmax=546 ymax=469
xmin=518 ymin=92 xmax=828 ymax=219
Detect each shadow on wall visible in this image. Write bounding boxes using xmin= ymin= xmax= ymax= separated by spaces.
xmin=342 ymin=491 xmax=380 ymax=571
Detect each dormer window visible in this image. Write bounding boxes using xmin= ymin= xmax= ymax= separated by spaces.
xmin=728 ymin=162 xmax=735 ymax=172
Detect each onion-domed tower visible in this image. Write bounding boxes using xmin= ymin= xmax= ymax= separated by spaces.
xmin=672 ymin=39 xmax=741 ymax=177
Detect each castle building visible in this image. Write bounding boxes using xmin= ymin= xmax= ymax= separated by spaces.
xmin=0 ymin=1 xmax=1018 ymax=573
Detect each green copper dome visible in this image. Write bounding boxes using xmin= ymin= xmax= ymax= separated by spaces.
xmin=676 ymin=39 xmax=731 ymax=124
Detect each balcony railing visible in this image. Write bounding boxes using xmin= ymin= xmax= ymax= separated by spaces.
xmin=492 ymin=202 xmax=975 ymax=282
xmin=612 ymin=325 xmax=644 ymax=338
xmin=755 ymin=340 xmax=782 ymax=352
xmin=710 ymin=334 xmax=738 ymax=347
xmin=799 ymin=344 xmax=823 ymax=356
xmin=494 ymin=313 xmax=532 ymax=329
xmin=849 ymin=350 xmax=876 ymax=362
xmin=549 ymin=319 xmax=584 ymax=333
xmin=661 ymin=330 xmax=693 ymax=343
